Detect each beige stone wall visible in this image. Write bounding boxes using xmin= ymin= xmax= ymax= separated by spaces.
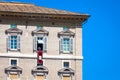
xmin=75 ymin=60 xmax=82 ymax=80
xmin=0 ymin=19 xmax=82 ymax=80
xmin=0 ymin=58 xmax=9 ymax=80
xmin=0 ymin=57 xmax=78 ymax=80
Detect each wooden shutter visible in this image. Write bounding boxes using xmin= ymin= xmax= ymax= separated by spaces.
xmin=60 ymin=37 xmax=63 ymax=53
xmin=7 ymin=36 xmax=11 ymax=51
xmin=36 ymin=75 xmax=44 ymax=80
xmin=43 ymin=37 xmax=47 ymax=52
xmin=17 ymin=35 xmax=20 ymax=51
xmin=69 ymin=37 xmax=73 ymax=53
xmin=33 ymin=37 xmax=37 ymax=52
xmin=9 ymin=74 xmax=18 ymax=79
xmin=63 ymin=76 xmax=70 ymax=80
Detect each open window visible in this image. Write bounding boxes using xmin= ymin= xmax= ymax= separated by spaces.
xmin=32 ymin=27 xmax=48 ymax=53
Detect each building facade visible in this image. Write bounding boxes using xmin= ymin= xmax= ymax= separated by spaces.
xmin=0 ymin=2 xmax=89 ymax=80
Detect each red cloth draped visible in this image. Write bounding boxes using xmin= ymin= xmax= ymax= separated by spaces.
xmin=37 ymin=50 xmax=43 ymax=64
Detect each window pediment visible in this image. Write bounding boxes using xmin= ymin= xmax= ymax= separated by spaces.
xmin=58 ymin=68 xmax=74 ymax=75
xmin=31 ymin=66 xmax=49 ymax=75
xmin=58 ymin=30 xmax=75 ymax=37
xmin=5 ymin=28 xmax=22 ymax=34
xmin=5 ymin=66 xmax=22 ymax=74
xmin=32 ymin=29 xmax=49 ymax=36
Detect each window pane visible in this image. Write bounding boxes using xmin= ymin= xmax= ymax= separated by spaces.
xmin=64 ymin=62 xmax=69 ymax=68
xmin=11 ymin=60 xmax=17 ymax=66
xmin=10 ymin=36 xmax=17 ymax=49
xmin=10 ymin=24 xmax=16 ymax=28
xmin=63 ymin=38 xmax=70 ymax=52
xmin=36 ymin=26 xmax=42 ymax=30
xmin=63 ymin=26 xmax=69 ymax=31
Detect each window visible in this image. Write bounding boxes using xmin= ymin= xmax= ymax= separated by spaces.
xmin=60 ymin=37 xmax=73 ymax=53
xmin=58 ymin=28 xmax=75 ymax=53
xmin=32 ymin=27 xmax=48 ymax=53
xmin=63 ymin=62 xmax=69 ymax=68
xmin=63 ymin=26 xmax=69 ymax=31
xmin=10 ymin=24 xmax=16 ymax=28
xmin=5 ymin=24 xmax=22 ymax=52
xmin=10 ymin=36 xmax=17 ymax=50
xmin=34 ymin=36 xmax=47 ymax=52
xmin=8 ymin=35 xmax=20 ymax=51
xmin=36 ymin=25 xmax=42 ymax=30
xmin=63 ymin=38 xmax=70 ymax=52
xmin=11 ymin=60 xmax=17 ymax=66
xmin=37 ymin=62 xmax=43 ymax=66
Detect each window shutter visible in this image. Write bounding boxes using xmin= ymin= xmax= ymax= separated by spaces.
xmin=17 ymin=36 xmax=20 ymax=51
xmin=7 ymin=36 xmax=10 ymax=51
xmin=43 ymin=37 xmax=47 ymax=52
xmin=60 ymin=38 xmax=63 ymax=53
xmin=70 ymin=38 xmax=73 ymax=53
xmin=33 ymin=37 xmax=37 ymax=52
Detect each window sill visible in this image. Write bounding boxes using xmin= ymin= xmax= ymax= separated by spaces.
xmin=7 ymin=49 xmax=20 ymax=52
xmin=60 ymin=51 xmax=73 ymax=54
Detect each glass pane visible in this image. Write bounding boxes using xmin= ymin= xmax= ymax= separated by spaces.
xmin=63 ymin=26 xmax=69 ymax=31
xmin=10 ymin=36 xmax=17 ymax=49
xmin=64 ymin=62 xmax=69 ymax=68
xmin=10 ymin=24 xmax=16 ymax=28
xmin=38 ymin=37 xmax=43 ymax=40
xmin=14 ymin=46 xmax=17 ymax=49
xmin=36 ymin=26 xmax=42 ymax=29
xmin=63 ymin=38 xmax=70 ymax=52
xmin=11 ymin=60 xmax=17 ymax=66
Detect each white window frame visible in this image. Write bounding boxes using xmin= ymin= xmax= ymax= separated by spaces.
xmin=10 ymin=35 xmax=17 ymax=50
xmin=60 ymin=36 xmax=73 ymax=53
xmin=33 ymin=34 xmax=47 ymax=53
xmin=63 ymin=38 xmax=70 ymax=53
xmin=7 ymin=34 xmax=21 ymax=51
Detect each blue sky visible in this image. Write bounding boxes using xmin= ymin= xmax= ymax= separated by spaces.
xmin=4 ymin=0 xmax=120 ymax=80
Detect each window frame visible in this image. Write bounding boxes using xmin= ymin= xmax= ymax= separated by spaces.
xmin=63 ymin=26 xmax=69 ymax=31
xmin=9 ymin=58 xmax=18 ymax=66
xmin=10 ymin=35 xmax=17 ymax=50
xmin=63 ymin=38 xmax=70 ymax=53
xmin=60 ymin=36 xmax=73 ymax=53
xmin=7 ymin=34 xmax=21 ymax=51
xmin=10 ymin=24 xmax=17 ymax=29
xmin=33 ymin=34 xmax=47 ymax=53
xmin=62 ymin=60 xmax=71 ymax=68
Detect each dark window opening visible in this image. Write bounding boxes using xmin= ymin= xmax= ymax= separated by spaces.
xmin=37 ymin=43 xmax=43 ymax=51
xmin=11 ymin=60 xmax=17 ymax=66
xmin=37 ymin=61 xmax=43 ymax=66
xmin=64 ymin=62 xmax=69 ymax=68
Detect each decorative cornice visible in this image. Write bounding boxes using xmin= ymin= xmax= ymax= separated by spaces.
xmin=0 ymin=53 xmax=83 ymax=60
xmin=31 ymin=66 xmax=48 ymax=75
xmin=58 ymin=30 xmax=75 ymax=37
xmin=5 ymin=66 xmax=22 ymax=74
xmin=5 ymin=28 xmax=22 ymax=34
xmin=32 ymin=28 xmax=49 ymax=36
xmin=58 ymin=68 xmax=74 ymax=75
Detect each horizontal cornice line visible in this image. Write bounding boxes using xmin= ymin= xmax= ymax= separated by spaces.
xmin=0 ymin=53 xmax=83 ymax=60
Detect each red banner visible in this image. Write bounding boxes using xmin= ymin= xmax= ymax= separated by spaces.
xmin=37 ymin=50 xmax=43 ymax=64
